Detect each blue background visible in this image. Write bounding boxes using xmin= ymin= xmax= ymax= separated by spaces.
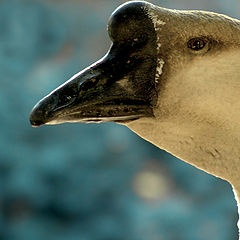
xmin=0 ymin=0 xmax=239 ymax=239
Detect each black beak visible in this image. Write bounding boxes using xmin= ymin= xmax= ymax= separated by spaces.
xmin=29 ymin=1 xmax=158 ymax=127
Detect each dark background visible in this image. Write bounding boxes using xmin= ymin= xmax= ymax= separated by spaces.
xmin=0 ymin=0 xmax=240 ymax=239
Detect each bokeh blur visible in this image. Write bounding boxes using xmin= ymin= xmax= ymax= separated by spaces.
xmin=1 ymin=0 xmax=240 ymax=239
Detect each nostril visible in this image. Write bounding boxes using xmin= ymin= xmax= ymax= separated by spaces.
xmin=57 ymin=93 xmax=76 ymax=108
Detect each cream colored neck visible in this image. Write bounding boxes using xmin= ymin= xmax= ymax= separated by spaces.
xmin=127 ymin=117 xmax=240 ymax=182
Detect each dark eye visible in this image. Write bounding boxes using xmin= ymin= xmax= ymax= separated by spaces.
xmin=187 ymin=38 xmax=207 ymax=51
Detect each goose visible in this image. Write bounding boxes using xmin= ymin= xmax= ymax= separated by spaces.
xmin=29 ymin=1 xmax=240 ymax=238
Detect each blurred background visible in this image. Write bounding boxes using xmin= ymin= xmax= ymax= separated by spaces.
xmin=0 ymin=0 xmax=240 ymax=239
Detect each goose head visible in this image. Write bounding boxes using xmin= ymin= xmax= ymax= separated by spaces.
xmin=30 ymin=0 xmax=240 ymax=234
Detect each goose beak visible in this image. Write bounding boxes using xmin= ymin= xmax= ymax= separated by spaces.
xmin=30 ymin=47 xmax=156 ymax=127
xmin=30 ymin=1 xmax=159 ymax=127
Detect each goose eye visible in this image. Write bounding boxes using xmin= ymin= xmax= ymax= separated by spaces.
xmin=187 ymin=38 xmax=207 ymax=51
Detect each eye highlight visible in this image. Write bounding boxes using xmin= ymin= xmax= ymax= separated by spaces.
xmin=187 ymin=37 xmax=208 ymax=51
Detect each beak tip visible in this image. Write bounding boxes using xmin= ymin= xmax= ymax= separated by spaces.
xmin=29 ymin=119 xmax=44 ymax=127
xmin=29 ymin=116 xmax=44 ymax=127
xmin=29 ymin=107 xmax=46 ymax=127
